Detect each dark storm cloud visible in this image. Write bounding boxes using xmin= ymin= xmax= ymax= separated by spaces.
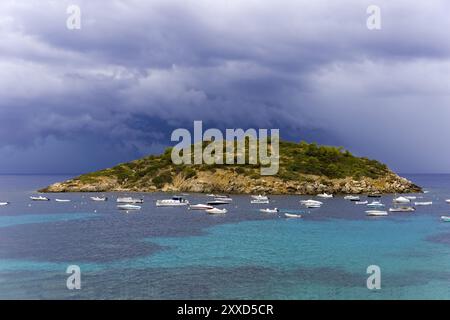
xmin=1 ymin=0 xmax=450 ymax=173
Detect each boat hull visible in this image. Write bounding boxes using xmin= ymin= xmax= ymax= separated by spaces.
xmin=189 ymin=204 xmax=214 ymax=210
xmin=117 ymin=204 xmax=141 ymax=210
xmin=206 ymin=208 xmax=227 ymax=214
xmin=259 ymin=209 xmax=278 ymax=213
xmin=285 ymin=213 xmax=302 ymax=218
xmin=366 ymin=210 xmax=388 ymax=216
xmin=30 ymin=197 xmax=50 ymax=201
xmin=207 ymin=201 xmax=231 ymax=205
xmin=90 ymin=197 xmax=107 ymax=201
xmin=156 ymin=202 xmax=189 ymax=207
xmin=414 ymin=202 xmax=432 ymax=206
xmin=117 ymin=198 xmax=144 ymax=204
xmin=389 ymin=208 xmax=415 ymax=212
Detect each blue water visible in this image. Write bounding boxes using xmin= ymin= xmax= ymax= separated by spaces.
xmin=0 ymin=174 xmax=449 ymax=299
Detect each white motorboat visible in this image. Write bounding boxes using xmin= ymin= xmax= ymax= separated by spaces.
xmin=250 ymin=199 xmax=270 ymax=204
xmin=367 ymin=201 xmax=385 ymax=208
xmin=414 ymin=201 xmax=433 ymax=206
xmin=206 ymin=194 xmax=216 ymax=197
xmin=300 ymin=199 xmax=323 ymax=205
xmin=189 ymin=204 xmax=214 ymax=210
xmin=55 ymin=199 xmax=71 ymax=203
xmin=404 ymin=196 xmax=417 ymax=200
xmin=259 ymin=208 xmax=279 ymax=213
xmin=344 ymin=195 xmax=360 ymax=201
xmin=317 ymin=193 xmax=333 ymax=198
xmin=90 ymin=196 xmax=107 ymax=202
xmin=393 ymin=196 xmax=411 ymax=204
xmin=0 ymin=202 xmax=9 ymax=206
xmin=389 ymin=206 xmax=416 ymax=213
xmin=206 ymin=207 xmax=227 ymax=214
xmin=117 ymin=197 xmax=144 ymax=204
xmin=30 ymin=196 xmax=50 ymax=201
xmin=285 ymin=213 xmax=302 ymax=219
xmin=446 ymin=199 xmax=450 ymax=204
xmin=214 ymin=197 xmax=232 ymax=202
xmin=156 ymin=196 xmax=189 ymax=207
xmin=366 ymin=210 xmax=388 ymax=216
xmin=251 ymin=195 xmax=269 ymax=201
xmin=301 ymin=199 xmax=322 ymax=208
xmin=117 ymin=204 xmax=141 ymax=210
xmin=355 ymin=201 xmax=368 ymax=205
xmin=214 ymin=195 xmax=231 ymax=199
xmin=441 ymin=216 xmax=450 ymax=222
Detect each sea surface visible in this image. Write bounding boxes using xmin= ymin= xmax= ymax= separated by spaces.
xmin=0 ymin=174 xmax=449 ymax=299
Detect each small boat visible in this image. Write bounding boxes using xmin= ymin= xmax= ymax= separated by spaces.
xmin=214 ymin=197 xmax=232 ymax=202
xmin=301 ymin=199 xmax=322 ymax=208
xmin=206 ymin=194 xmax=216 ymax=197
xmin=55 ymin=199 xmax=71 ymax=203
xmin=208 ymin=200 xmax=232 ymax=205
xmin=0 ymin=202 xmax=9 ymax=206
xmin=317 ymin=193 xmax=333 ymax=198
xmin=156 ymin=196 xmax=189 ymax=207
xmin=393 ymin=196 xmax=411 ymax=204
xmin=117 ymin=197 xmax=144 ymax=204
xmin=284 ymin=213 xmax=302 ymax=219
xmin=367 ymin=201 xmax=385 ymax=208
xmin=117 ymin=204 xmax=141 ymax=210
xmin=414 ymin=201 xmax=433 ymax=206
xmin=366 ymin=210 xmax=388 ymax=216
xmin=259 ymin=208 xmax=279 ymax=213
xmin=344 ymin=195 xmax=360 ymax=201
xmin=404 ymin=196 xmax=417 ymax=200
xmin=389 ymin=206 xmax=416 ymax=212
xmin=30 ymin=196 xmax=50 ymax=201
xmin=306 ymin=203 xmax=321 ymax=208
xmin=441 ymin=216 xmax=450 ymax=222
xmin=300 ymin=199 xmax=323 ymax=205
xmin=251 ymin=195 xmax=269 ymax=201
xmin=355 ymin=201 xmax=368 ymax=205
xmin=446 ymin=199 xmax=450 ymax=204
xmin=423 ymin=190 xmax=430 ymax=194
xmin=189 ymin=204 xmax=214 ymax=210
xmin=214 ymin=195 xmax=231 ymax=199
xmin=367 ymin=193 xmax=382 ymax=198
xmin=250 ymin=199 xmax=270 ymax=204
xmin=90 ymin=196 xmax=107 ymax=202
xmin=206 ymin=207 xmax=227 ymax=215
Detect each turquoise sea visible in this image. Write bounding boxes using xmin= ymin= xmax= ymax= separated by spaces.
xmin=0 ymin=174 xmax=449 ymax=299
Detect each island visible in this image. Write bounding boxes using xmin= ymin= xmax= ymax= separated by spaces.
xmin=40 ymin=140 xmax=421 ymax=195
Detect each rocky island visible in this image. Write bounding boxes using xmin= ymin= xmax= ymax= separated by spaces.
xmin=40 ymin=140 xmax=421 ymax=195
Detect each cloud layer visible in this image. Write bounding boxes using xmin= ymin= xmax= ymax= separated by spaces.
xmin=1 ymin=0 xmax=450 ymax=173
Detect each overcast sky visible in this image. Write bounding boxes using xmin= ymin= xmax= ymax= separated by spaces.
xmin=1 ymin=0 xmax=449 ymax=174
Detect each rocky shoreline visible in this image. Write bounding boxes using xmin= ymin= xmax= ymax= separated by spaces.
xmin=40 ymin=169 xmax=421 ymax=195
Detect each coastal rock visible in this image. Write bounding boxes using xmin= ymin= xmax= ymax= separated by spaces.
xmin=41 ymin=169 xmax=421 ymax=195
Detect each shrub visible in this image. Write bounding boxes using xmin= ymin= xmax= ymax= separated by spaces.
xmin=152 ymin=172 xmax=173 ymax=187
